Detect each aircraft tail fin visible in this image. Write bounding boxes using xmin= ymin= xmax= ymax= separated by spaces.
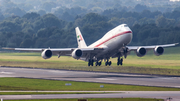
xmin=75 ymin=27 xmax=87 ymax=48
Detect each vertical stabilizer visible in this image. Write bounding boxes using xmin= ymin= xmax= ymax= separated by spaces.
xmin=75 ymin=27 xmax=87 ymax=48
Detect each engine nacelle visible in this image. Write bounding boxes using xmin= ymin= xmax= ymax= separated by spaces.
xmin=154 ymin=46 xmax=164 ymax=56
xmin=41 ymin=49 xmax=52 ymax=59
xmin=72 ymin=49 xmax=83 ymax=59
xmin=136 ymin=47 xmax=146 ymax=57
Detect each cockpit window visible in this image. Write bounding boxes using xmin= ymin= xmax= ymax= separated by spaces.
xmin=124 ymin=25 xmax=128 ymax=27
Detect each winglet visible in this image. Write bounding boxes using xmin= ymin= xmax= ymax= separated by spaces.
xmin=75 ymin=27 xmax=87 ymax=48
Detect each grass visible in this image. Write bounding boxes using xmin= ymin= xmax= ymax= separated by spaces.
xmin=0 ymin=46 xmax=180 ymax=75
xmin=0 ymin=78 xmax=180 ymax=92
xmin=0 ymin=92 xmax=112 ymax=95
xmin=5 ymin=98 xmax=164 ymax=101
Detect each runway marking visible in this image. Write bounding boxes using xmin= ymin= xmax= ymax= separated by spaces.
xmin=0 ymin=71 xmax=14 ymax=74
xmin=48 ymin=71 xmax=67 ymax=73
xmin=97 ymin=78 xmax=116 ymax=81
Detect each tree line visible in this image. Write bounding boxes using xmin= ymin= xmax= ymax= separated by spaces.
xmin=0 ymin=10 xmax=180 ymax=48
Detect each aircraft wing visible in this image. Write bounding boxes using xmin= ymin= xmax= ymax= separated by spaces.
xmin=127 ymin=43 xmax=179 ymax=51
xmin=2 ymin=47 xmax=105 ymax=57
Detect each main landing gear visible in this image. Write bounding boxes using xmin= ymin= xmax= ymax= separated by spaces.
xmin=88 ymin=58 xmax=123 ymax=66
xmin=117 ymin=57 xmax=123 ymax=66
xmin=105 ymin=59 xmax=112 ymax=66
xmin=88 ymin=59 xmax=102 ymax=66
xmin=95 ymin=61 xmax=102 ymax=66
xmin=88 ymin=59 xmax=94 ymax=66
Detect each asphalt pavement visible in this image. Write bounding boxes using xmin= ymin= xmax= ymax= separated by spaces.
xmin=1 ymin=67 xmax=180 ymax=100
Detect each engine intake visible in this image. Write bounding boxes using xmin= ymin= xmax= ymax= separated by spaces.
xmin=154 ymin=46 xmax=164 ymax=56
xmin=72 ymin=49 xmax=83 ymax=59
xmin=136 ymin=47 xmax=146 ymax=57
xmin=41 ymin=49 xmax=52 ymax=59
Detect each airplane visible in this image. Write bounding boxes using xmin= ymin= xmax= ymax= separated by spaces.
xmin=3 ymin=24 xmax=179 ymax=66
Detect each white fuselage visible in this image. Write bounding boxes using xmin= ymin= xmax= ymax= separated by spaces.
xmin=88 ymin=24 xmax=133 ymax=59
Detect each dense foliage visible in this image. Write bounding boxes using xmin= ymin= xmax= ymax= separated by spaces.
xmin=0 ymin=0 xmax=179 ymax=48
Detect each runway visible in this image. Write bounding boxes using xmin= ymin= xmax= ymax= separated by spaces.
xmin=0 ymin=67 xmax=180 ymax=88
xmin=1 ymin=67 xmax=180 ymax=100
xmin=0 ymin=91 xmax=180 ymax=101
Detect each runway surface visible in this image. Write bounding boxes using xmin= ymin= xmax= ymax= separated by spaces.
xmin=1 ymin=67 xmax=180 ymax=100
xmin=0 ymin=91 xmax=180 ymax=101
xmin=0 ymin=67 xmax=180 ymax=88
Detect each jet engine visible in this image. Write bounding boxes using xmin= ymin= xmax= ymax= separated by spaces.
xmin=41 ymin=49 xmax=52 ymax=59
xmin=72 ymin=49 xmax=83 ymax=59
xmin=136 ymin=47 xmax=146 ymax=57
xmin=154 ymin=46 xmax=164 ymax=56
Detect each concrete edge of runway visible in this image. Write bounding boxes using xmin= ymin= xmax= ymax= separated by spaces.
xmin=0 ymin=91 xmax=180 ymax=100
xmin=1 ymin=66 xmax=180 ymax=88
xmin=2 ymin=66 xmax=180 ymax=77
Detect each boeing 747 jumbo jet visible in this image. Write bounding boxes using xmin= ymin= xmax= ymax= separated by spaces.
xmin=3 ymin=24 xmax=178 ymax=66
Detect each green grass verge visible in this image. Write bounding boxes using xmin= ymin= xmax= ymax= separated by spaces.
xmin=5 ymin=98 xmax=164 ymax=101
xmin=0 ymin=78 xmax=179 ymax=92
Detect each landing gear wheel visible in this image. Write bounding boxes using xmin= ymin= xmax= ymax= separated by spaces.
xmin=105 ymin=62 xmax=108 ymax=66
xmin=88 ymin=60 xmax=91 ymax=66
xmin=117 ymin=58 xmax=123 ymax=66
xmin=117 ymin=59 xmax=120 ymax=66
xmin=91 ymin=62 xmax=94 ymax=66
xmin=95 ymin=62 xmax=98 ymax=66
xmin=105 ymin=60 xmax=112 ymax=66
xmin=109 ymin=61 xmax=112 ymax=66
xmin=96 ymin=61 xmax=102 ymax=66
xmin=120 ymin=58 xmax=123 ymax=65
xmin=99 ymin=62 xmax=102 ymax=66
xmin=88 ymin=62 xmax=91 ymax=66
xmin=88 ymin=59 xmax=94 ymax=66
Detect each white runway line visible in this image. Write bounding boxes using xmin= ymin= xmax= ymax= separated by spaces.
xmin=48 ymin=70 xmax=67 ymax=73
xmin=97 ymin=78 xmax=116 ymax=80
xmin=0 ymin=71 xmax=14 ymax=74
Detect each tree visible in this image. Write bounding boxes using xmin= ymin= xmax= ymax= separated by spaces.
xmin=23 ymin=12 xmax=40 ymax=20
xmin=61 ymin=12 xmax=74 ymax=22
xmin=42 ymin=2 xmax=57 ymax=12
xmin=38 ymin=10 xmax=46 ymax=16
xmin=42 ymin=14 xmax=64 ymax=28
xmin=5 ymin=7 xmax=26 ymax=17
xmin=20 ymin=38 xmax=33 ymax=48
xmin=156 ymin=16 xmax=175 ymax=27
xmin=0 ymin=21 xmax=21 ymax=32
xmin=134 ymin=4 xmax=148 ymax=12
xmin=81 ymin=13 xmax=108 ymax=26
